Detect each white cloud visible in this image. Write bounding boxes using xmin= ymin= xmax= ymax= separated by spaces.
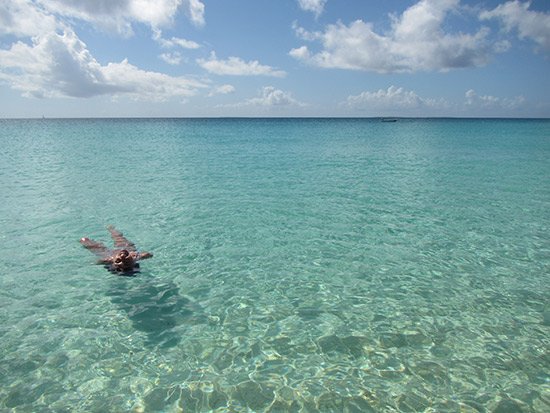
xmin=480 ymin=1 xmax=550 ymax=52
xmin=35 ymin=0 xmax=163 ymax=35
xmin=345 ymin=86 xmax=442 ymax=111
xmin=0 ymin=29 xmax=207 ymax=100
xmin=0 ymin=1 xmax=207 ymax=100
xmin=0 ymin=0 xmax=58 ymax=37
xmin=30 ymin=0 xmax=205 ymax=35
xmin=197 ymin=52 xmax=286 ymax=77
xmin=103 ymin=59 xmax=206 ymax=101
xmin=185 ymin=0 xmax=205 ymax=27
xmin=221 ymin=87 xmax=304 ymax=108
xmin=152 ymin=28 xmax=200 ymax=50
xmin=208 ymin=84 xmax=235 ymax=97
xmin=297 ymin=0 xmax=326 ymax=18
xmin=290 ymin=0 xmax=497 ymax=73
xmin=168 ymin=37 xmax=201 ymax=49
xmin=214 ymin=84 xmax=235 ymax=94
xmin=465 ymin=89 xmax=525 ymax=109
xmin=292 ymin=21 xmax=321 ymax=41
xmin=252 ymin=87 xmax=303 ymax=107
xmin=1 ymin=0 xmax=206 ymax=39
xmin=159 ymin=51 xmax=182 ymax=65
xmin=289 ymin=46 xmax=310 ymax=60
xmin=248 ymin=87 xmax=302 ymax=106
xmin=342 ymin=86 xmax=527 ymax=116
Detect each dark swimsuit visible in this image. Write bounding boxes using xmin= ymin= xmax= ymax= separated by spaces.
xmin=105 ymin=262 xmax=140 ymax=275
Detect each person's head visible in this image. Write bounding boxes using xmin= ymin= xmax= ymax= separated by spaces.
xmin=129 ymin=251 xmax=139 ymax=260
xmin=112 ymin=249 xmax=134 ymax=271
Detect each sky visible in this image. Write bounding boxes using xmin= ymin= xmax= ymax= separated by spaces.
xmin=0 ymin=0 xmax=549 ymax=118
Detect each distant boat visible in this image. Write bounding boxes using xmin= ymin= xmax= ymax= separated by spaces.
xmin=381 ymin=118 xmax=398 ymax=122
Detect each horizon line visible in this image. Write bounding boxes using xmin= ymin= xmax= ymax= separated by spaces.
xmin=1 ymin=116 xmax=549 ymax=121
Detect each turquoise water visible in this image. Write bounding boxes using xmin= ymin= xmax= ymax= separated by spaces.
xmin=0 ymin=118 xmax=548 ymax=412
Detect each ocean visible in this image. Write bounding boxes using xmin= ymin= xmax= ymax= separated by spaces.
xmin=0 ymin=118 xmax=548 ymax=412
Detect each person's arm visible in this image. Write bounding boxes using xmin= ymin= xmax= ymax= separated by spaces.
xmin=80 ymin=237 xmax=109 ymax=255
xmin=107 ymin=225 xmax=136 ymax=251
xmin=139 ymin=251 xmax=153 ymax=260
xmin=81 ymin=237 xmax=114 ymax=263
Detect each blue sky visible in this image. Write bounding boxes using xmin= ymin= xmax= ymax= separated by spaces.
xmin=0 ymin=0 xmax=549 ymax=117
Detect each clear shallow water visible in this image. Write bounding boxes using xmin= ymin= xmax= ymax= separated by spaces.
xmin=0 ymin=118 xmax=548 ymax=412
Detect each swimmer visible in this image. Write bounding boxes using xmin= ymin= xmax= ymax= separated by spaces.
xmin=80 ymin=225 xmax=153 ymax=274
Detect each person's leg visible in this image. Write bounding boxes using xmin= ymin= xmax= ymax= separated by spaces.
xmin=107 ymin=225 xmax=136 ymax=250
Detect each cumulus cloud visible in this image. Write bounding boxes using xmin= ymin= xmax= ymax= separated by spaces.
xmin=197 ymin=52 xmax=286 ymax=77
xmin=480 ymin=0 xmax=550 ymax=52
xmin=221 ymin=87 xmax=304 ymax=108
xmin=297 ymin=0 xmax=326 ymax=18
xmin=290 ymin=0 xmax=498 ymax=73
xmin=35 ymin=0 xmax=165 ymax=35
xmin=103 ymin=59 xmax=206 ymax=101
xmin=342 ymin=86 xmax=527 ymax=115
xmin=249 ymin=87 xmax=305 ymax=107
xmin=2 ymin=1 xmax=206 ymax=38
xmin=344 ymin=86 xmax=443 ymax=111
xmin=247 ymin=86 xmax=302 ymax=106
xmin=0 ymin=0 xmax=208 ymax=100
xmin=27 ymin=0 xmax=205 ymax=35
xmin=0 ymin=29 xmax=207 ymax=100
xmin=0 ymin=0 xmax=58 ymax=37
xmin=185 ymin=0 xmax=205 ymax=27
xmin=465 ymin=89 xmax=525 ymax=109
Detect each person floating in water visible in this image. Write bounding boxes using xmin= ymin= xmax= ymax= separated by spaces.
xmin=80 ymin=225 xmax=153 ymax=274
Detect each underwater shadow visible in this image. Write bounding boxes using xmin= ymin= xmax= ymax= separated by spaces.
xmin=106 ymin=277 xmax=203 ymax=349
